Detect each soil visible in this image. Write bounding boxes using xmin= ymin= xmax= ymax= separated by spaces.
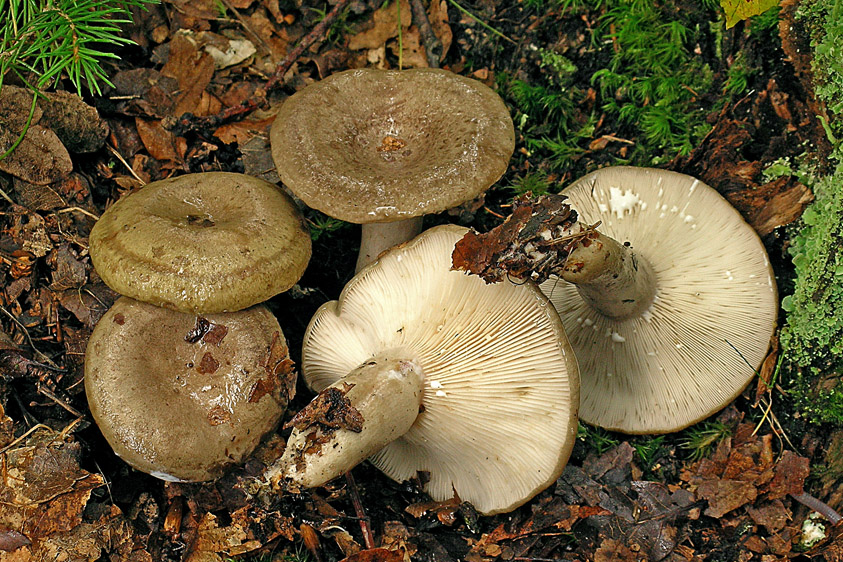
xmin=1 ymin=0 xmax=841 ymax=560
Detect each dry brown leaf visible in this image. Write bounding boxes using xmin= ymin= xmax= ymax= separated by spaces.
xmin=348 ymin=0 xmax=412 ymax=51
xmin=339 ymin=548 xmax=406 ymax=562
xmin=212 ymin=116 xmax=275 ymax=146
xmin=160 ymin=32 xmax=217 ymax=117
xmin=0 ymin=125 xmax=73 ymax=186
xmin=428 ymin=0 xmax=452 ymax=62
xmin=135 ymin=118 xmax=182 ymax=163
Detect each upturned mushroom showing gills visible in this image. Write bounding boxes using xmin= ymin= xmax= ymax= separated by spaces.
xmin=89 ymin=172 xmax=312 ymax=314
xmin=85 ymin=297 xmax=296 ymax=482
xmin=269 ymin=68 xmax=515 ymax=272
xmin=267 ymin=225 xmax=579 ymax=515
xmin=453 ymin=166 xmax=778 ymax=434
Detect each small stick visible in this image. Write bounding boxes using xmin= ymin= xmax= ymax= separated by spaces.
xmin=265 ymin=0 xmax=353 ymax=92
xmin=36 ymin=383 xmax=83 ymax=418
xmin=218 ymin=0 xmax=274 ymax=55
xmin=409 ymin=0 xmax=442 ymax=68
xmin=344 ymin=471 xmax=375 ymax=549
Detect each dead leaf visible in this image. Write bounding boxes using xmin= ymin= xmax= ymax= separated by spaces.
xmin=697 ymin=479 xmax=758 ymax=518
xmin=284 ymin=382 xmax=363 ymax=432
xmin=348 ymin=0 xmax=412 ymax=51
xmin=135 ymin=118 xmax=182 ymax=163
xmin=161 ymin=32 xmax=217 ymax=117
xmin=0 ymin=124 xmax=73 ymax=185
xmin=765 ymin=450 xmax=810 ymax=500
xmin=340 ymin=548 xmax=405 ymax=562
xmin=428 ymin=0 xmax=452 ymax=62
xmin=746 ymin=500 xmax=790 ymax=533
xmin=49 ymin=245 xmax=88 ymax=291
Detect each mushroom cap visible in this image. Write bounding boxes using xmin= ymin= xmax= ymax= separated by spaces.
xmin=270 ymin=68 xmax=515 ymax=223
xmin=85 ymin=297 xmax=295 ymax=482
xmin=302 ymin=224 xmax=579 ymax=514
xmin=540 ymin=166 xmax=778 ymax=434
xmin=89 ymin=172 xmax=311 ymax=314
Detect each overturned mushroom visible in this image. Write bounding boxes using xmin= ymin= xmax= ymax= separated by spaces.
xmin=270 ymin=68 xmax=514 ymax=271
xmin=454 ymin=166 xmax=778 ymax=434
xmin=90 ymin=172 xmax=311 ymax=314
xmin=267 ymin=225 xmax=579 ymax=515
xmin=85 ymin=297 xmax=296 ymax=482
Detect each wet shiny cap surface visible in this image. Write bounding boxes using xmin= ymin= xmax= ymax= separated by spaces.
xmin=89 ymin=172 xmax=312 ymax=314
xmin=85 ymin=297 xmax=296 ymax=482
xmin=270 ymin=68 xmax=515 ymax=223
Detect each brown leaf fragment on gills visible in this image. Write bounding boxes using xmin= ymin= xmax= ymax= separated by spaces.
xmin=202 ymin=322 xmax=229 ymax=346
xmin=197 ymin=352 xmax=220 ymax=374
xmin=284 ymin=383 xmax=364 ymax=433
xmin=185 ymin=316 xmax=212 ymax=343
xmin=451 ymin=193 xmax=581 ymax=284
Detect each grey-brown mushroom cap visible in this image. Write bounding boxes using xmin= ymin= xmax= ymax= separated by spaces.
xmin=85 ymin=297 xmax=295 ymax=482
xmin=540 ymin=166 xmax=778 ymax=434
xmin=89 ymin=172 xmax=311 ymax=314
xmin=270 ymin=68 xmax=515 ymax=224
xmin=302 ymin=224 xmax=579 ymax=515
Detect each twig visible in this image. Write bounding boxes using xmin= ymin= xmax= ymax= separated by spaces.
xmin=0 ymin=183 xmax=17 ymax=206
xmin=0 ymin=423 xmax=53 ymax=455
xmin=36 ymin=383 xmax=83 ymax=418
xmin=265 ymin=0 xmax=353 ymax=92
xmin=790 ymin=492 xmax=843 ymax=525
xmin=0 ymin=304 xmax=57 ymax=366
xmin=106 ymin=144 xmax=146 ymax=185
xmin=53 ymin=206 xmax=100 ymax=221
xmin=345 ymin=471 xmax=376 ymax=549
xmin=218 ymin=0 xmax=274 ymax=55
xmin=409 ymin=0 xmax=442 ymax=67
xmin=444 ymin=0 xmax=516 ymax=44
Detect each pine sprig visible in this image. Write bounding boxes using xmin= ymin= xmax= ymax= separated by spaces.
xmin=0 ymin=0 xmax=156 ymax=96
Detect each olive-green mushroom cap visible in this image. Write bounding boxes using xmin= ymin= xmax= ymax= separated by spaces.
xmin=270 ymin=68 xmax=515 ymax=223
xmin=85 ymin=297 xmax=296 ymax=482
xmin=90 ymin=172 xmax=311 ymax=314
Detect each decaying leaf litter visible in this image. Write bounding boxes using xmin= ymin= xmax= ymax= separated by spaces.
xmin=1 ymin=0 xmax=842 ymax=559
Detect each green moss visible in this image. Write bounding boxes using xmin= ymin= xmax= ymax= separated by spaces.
xmin=780 ymin=0 xmax=843 ymax=425
xmin=592 ymin=1 xmax=715 ymax=160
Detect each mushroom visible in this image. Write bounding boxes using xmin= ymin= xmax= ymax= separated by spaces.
xmin=455 ymin=166 xmax=778 ymax=434
xmin=89 ymin=172 xmax=312 ymax=314
xmin=85 ymin=296 xmax=296 ymax=482
xmin=267 ymin=224 xmax=579 ymax=515
xmin=269 ymin=68 xmax=515 ymax=271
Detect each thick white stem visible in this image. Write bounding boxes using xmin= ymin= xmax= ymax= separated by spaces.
xmin=268 ymin=350 xmax=425 ymax=489
xmin=561 ymin=230 xmax=656 ymax=320
xmin=356 ymin=217 xmax=424 ymax=272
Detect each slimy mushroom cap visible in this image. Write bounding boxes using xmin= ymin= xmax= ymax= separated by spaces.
xmin=269 ymin=68 xmax=515 ymax=224
xmin=90 ymin=172 xmax=311 ymax=314
xmin=85 ymin=297 xmax=296 ymax=482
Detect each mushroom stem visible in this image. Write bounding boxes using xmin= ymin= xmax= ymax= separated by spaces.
xmin=356 ymin=217 xmax=424 ymax=272
xmin=560 ymin=230 xmax=657 ymax=320
xmin=269 ymin=350 xmax=425 ymax=489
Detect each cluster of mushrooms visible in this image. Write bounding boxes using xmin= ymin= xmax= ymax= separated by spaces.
xmin=84 ymin=68 xmax=778 ymax=516
xmin=85 ymin=172 xmax=311 ymax=481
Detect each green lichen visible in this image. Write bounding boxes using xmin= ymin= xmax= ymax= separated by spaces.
xmin=780 ymin=0 xmax=843 ymax=425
